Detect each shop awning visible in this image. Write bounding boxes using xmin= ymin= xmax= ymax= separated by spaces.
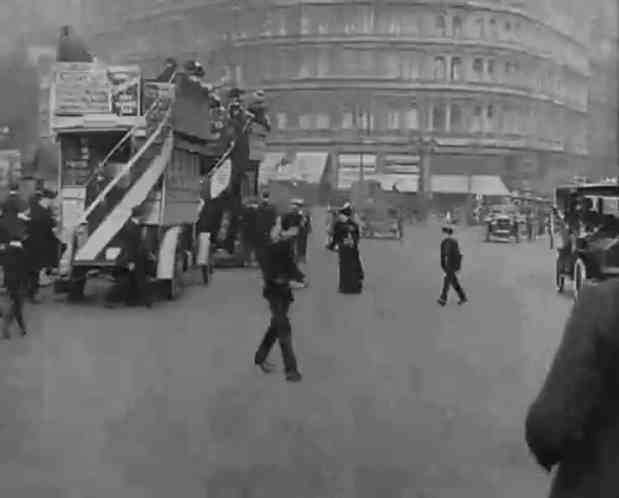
xmin=275 ymin=152 xmax=329 ymax=184
xmin=258 ymin=152 xmax=285 ymax=185
xmin=337 ymin=154 xmax=377 ymax=189
xmin=375 ymin=173 xmax=419 ymax=193
xmin=431 ymin=175 xmax=470 ymax=194
xmin=470 ymin=175 xmax=510 ymax=197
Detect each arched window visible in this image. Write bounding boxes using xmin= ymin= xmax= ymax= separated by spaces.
xmin=486 ymin=104 xmax=496 ymax=132
xmin=472 ymin=58 xmax=484 ymax=80
xmin=386 ymin=110 xmax=400 ymax=130
xmin=489 ymin=18 xmax=498 ymax=38
xmin=432 ymin=103 xmax=446 ymax=130
xmin=487 ymin=59 xmax=496 ymax=81
xmin=405 ymin=105 xmax=419 ymax=130
xmin=450 ymin=104 xmax=463 ymax=132
xmin=452 ymin=16 xmax=463 ymax=38
xmin=434 ymin=56 xmax=446 ymax=79
xmin=473 ymin=17 xmax=484 ymax=38
xmin=435 ymin=15 xmax=447 ymax=36
xmin=451 ymin=57 xmax=463 ymax=81
xmin=471 ymin=105 xmax=482 ymax=133
xmin=276 ymin=112 xmax=287 ymax=130
xmin=315 ymin=113 xmax=330 ymax=129
xmin=341 ymin=111 xmax=354 ymax=129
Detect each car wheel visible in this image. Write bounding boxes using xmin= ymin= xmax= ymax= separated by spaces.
xmin=573 ymin=258 xmax=586 ymax=301
xmin=555 ymin=259 xmax=565 ymax=293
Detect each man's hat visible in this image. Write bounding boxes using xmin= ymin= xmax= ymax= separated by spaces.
xmin=228 ymin=87 xmax=244 ymax=100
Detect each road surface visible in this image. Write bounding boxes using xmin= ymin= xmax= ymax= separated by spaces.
xmin=0 ymin=212 xmax=571 ymax=497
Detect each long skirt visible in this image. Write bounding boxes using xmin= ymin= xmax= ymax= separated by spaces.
xmin=338 ymin=247 xmax=364 ymax=294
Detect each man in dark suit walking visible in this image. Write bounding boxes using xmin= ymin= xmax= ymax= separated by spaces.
xmin=117 ymin=206 xmax=152 ymax=308
xmin=254 ymin=216 xmax=302 ymax=383
xmin=437 ymin=225 xmax=467 ymax=306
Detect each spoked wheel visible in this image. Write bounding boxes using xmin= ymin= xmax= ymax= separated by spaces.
xmin=167 ymin=251 xmax=184 ymax=300
xmin=555 ymin=259 xmax=565 ymax=293
xmin=573 ymin=258 xmax=586 ymax=301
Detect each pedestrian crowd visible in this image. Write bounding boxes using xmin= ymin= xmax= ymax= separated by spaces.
xmin=0 ymin=182 xmax=63 ymax=339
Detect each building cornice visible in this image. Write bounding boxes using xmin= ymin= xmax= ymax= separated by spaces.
xmin=228 ymin=35 xmax=589 ymax=76
xmin=258 ymin=81 xmax=588 ymax=113
xmin=266 ymin=132 xmax=573 ymax=154
xmin=238 ymin=0 xmax=589 ymax=50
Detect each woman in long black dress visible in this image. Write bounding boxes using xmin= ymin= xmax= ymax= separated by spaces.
xmin=328 ymin=204 xmax=364 ymax=294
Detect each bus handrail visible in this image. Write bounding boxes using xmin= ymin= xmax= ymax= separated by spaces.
xmin=83 ymin=71 xmax=177 ymax=188
xmin=78 ymin=106 xmax=172 ymax=224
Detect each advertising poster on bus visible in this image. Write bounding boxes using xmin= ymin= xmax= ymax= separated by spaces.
xmin=0 ymin=149 xmax=21 ymax=188
xmin=53 ymin=62 xmax=111 ymax=115
xmin=108 ymin=65 xmax=141 ymax=116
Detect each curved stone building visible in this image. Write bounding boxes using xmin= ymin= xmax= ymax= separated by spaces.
xmin=204 ymin=0 xmax=591 ymax=192
xmin=82 ymin=0 xmax=610 ymax=194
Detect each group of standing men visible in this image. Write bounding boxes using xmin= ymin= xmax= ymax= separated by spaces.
xmin=0 ymin=183 xmax=62 ymax=338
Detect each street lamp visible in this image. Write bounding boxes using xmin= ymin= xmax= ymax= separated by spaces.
xmin=411 ymin=134 xmax=438 ymax=219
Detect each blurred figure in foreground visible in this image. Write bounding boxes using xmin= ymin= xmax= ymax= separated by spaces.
xmin=526 ymin=279 xmax=619 ymax=497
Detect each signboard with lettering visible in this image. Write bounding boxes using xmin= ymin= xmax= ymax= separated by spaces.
xmin=53 ymin=63 xmax=111 ymax=115
xmin=337 ymin=169 xmax=377 ymax=190
xmin=383 ymin=154 xmax=420 ymax=174
xmin=0 ymin=150 xmax=21 ymax=187
xmin=108 ymin=65 xmax=141 ymax=116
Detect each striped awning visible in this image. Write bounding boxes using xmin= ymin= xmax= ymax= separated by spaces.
xmin=274 ymin=152 xmax=329 ymax=184
xmin=431 ymin=175 xmax=470 ymax=194
xmin=470 ymin=175 xmax=510 ymax=196
xmin=258 ymin=152 xmax=285 ymax=185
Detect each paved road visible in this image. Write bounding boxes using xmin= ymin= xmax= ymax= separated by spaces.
xmin=0 ymin=212 xmax=572 ymax=497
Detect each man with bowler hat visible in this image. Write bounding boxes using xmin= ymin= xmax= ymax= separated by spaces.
xmin=437 ymin=225 xmax=467 ymax=306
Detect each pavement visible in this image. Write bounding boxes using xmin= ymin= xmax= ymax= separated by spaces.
xmin=0 ymin=210 xmax=572 ymax=498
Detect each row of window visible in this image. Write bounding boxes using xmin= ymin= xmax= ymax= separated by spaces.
xmin=272 ymin=103 xmax=587 ymax=146
xmin=231 ymin=49 xmax=588 ymax=109
xmin=229 ymin=5 xmax=587 ymax=71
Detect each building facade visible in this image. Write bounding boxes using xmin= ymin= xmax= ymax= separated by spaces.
xmin=587 ymin=14 xmax=618 ymax=181
xmin=205 ymin=0 xmax=591 ymax=192
xmin=81 ymin=1 xmax=615 ymax=193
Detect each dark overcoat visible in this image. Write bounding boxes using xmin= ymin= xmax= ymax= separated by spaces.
xmin=525 ymin=279 xmax=619 ymax=497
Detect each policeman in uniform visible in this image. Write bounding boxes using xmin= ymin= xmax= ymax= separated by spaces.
xmin=0 ymin=203 xmax=28 ymax=338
